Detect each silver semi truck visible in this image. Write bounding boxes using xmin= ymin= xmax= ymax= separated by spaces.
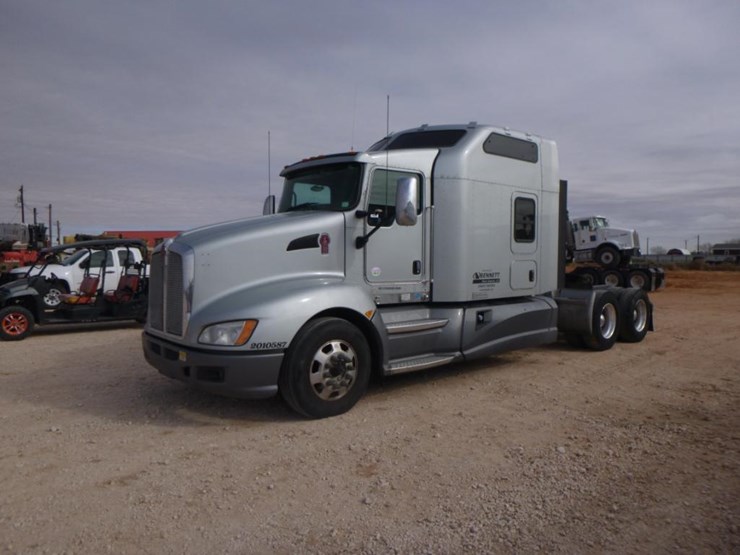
xmin=142 ymin=123 xmax=653 ymax=418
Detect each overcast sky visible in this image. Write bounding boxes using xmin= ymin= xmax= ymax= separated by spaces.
xmin=1 ymin=0 xmax=738 ymax=250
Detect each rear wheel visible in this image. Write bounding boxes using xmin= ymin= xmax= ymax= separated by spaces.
xmin=576 ymin=268 xmax=598 ymax=287
xmin=618 ymin=289 xmax=650 ymax=343
xmin=279 ymin=317 xmax=371 ymax=419
xmin=602 ymin=270 xmax=623 ymax=287
xmin=628 ymin=270 xmax=650 ymax=291
xmin=582 ymin=291 xmax=620 ymax=351
xmin=0 ymin=306 xmax=34 ymax=341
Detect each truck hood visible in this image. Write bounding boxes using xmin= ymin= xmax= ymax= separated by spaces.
xmin=602 ymin=227 xmax=639 ymax=249
xmin=10 ymin=263 xmax=66 ymax=277
xmin=174 ymin=211 xmax=347 ymax=311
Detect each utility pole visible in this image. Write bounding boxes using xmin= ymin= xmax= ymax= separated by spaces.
xmin=56 ymin=220 xmax=61 ymax=246
xmin=33 ymin=207 xmax=38 ymax=225
xmin=646 ymin=237 xmax=650 ymax=255
xmin=684 ymin=239 xmax=688 ymax=250
xmin=18 ymin=185 xmax=25 ymax=223
xmin=697 ymin=235 xmax=700 ymax=253
xmin=48 ymin=204 xmax=52 ymax=247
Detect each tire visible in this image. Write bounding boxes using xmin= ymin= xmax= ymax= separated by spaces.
xmin=617 ymin=289 xmax=650 ymax=343
xmin=602 ymin=270 xmax=623 ymax=287
xmin=577 ymin=268 xmax=598 ymax=287
xmin=596 ymin=246 xmax=620 ymax=268
xmin=627 ymin=270 xmax=650 ymax=291
xmin=582 ymin=291 xmax=620 ymax=351
xmin=42 ymin=281 xmax=69 ymax=308
xmin=279 ymin=317 xmax=371 ymax=419
xmin=0 ymin=305 xmax=34 ymax=341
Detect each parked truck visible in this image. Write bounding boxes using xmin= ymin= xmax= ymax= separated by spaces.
xmin=0 ymin=239 xmax=149 ymax=340
xmin=3 ymin=244 xmax=146 ymax=307
xmin=142 ymin=123 xmax=654 ymax=419
xmin=566 ymin=215 xmax=665 ymax=291
xmin=570 ymin=215 xmax=639 ymax=267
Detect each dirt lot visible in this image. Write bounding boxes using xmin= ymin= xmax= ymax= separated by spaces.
xmin=1 ymin=271 xmax=738 ymax=554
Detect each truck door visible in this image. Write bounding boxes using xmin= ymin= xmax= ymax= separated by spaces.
xmin=510 ymin=193 xmax=538 ymax=292
xmin=364 ymin=168 xmax=428 ymax=302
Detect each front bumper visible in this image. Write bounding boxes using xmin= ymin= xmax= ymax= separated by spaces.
xmin=142 ymin=332 xmax=282 ymax=399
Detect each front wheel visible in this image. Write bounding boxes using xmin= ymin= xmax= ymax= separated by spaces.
xmin=279 ymin=317 xmax=371 ymax=419
xmin=43 ymin=281 xmax=69 ymax=308
xmin=0 ymin=306 xmax=35 ymax=341
xmin=596 ymin=246 xmax=621 ymax=268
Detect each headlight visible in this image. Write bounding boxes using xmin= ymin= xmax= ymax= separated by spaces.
xmin=198 ymin=320 xmax=258 ymax=346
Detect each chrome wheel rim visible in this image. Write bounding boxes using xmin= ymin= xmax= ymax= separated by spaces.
xmin=309 ymin=339 xmax=358 ymax=401
xmin=600 ymin=303 xmax=617 ymax=339
xmin=633 ymin=299 xmax=648 ymax=332
xmin=43 ymin=288 xmax=63 ymax=307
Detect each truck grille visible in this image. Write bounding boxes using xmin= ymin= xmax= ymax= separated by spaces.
xmin=148 ymin=247 xmax=185 ymax=336
xmin=165 ymin=252 xmax=184 ymax=335
xmin=149 ymin=250 xmax=164 ymax=330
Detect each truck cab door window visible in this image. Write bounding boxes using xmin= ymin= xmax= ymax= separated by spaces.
xmin=368 ymin=169 xmax=421 ymax=227
xmin=514 ymin=197 xmax=536 ymax=243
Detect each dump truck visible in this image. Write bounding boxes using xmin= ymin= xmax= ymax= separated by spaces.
xmin=142 ymin=123 xmax=654 ymax=418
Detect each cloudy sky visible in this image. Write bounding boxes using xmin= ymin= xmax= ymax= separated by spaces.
xmin=1 ymin=0 xmax=738 ymax=250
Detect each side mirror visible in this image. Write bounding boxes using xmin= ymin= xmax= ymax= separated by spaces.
xmin=395 ymin=177 xmax=418 ymax=226
xmin=368 ymin=211 xmax=386 ymax=227
xmin=263 ymin=195 xmax=276 ymax=215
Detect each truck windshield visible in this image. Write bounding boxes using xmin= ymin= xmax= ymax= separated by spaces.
xmin=60 ymin=250 xmax=88 ymax=266
xmin=278 ymin=163 xmax=363 ymax=213
xmin=593 ymin=217 xmax=609 ymax=229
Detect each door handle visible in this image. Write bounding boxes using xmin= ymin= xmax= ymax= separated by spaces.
xmin=413 ymin=260 xmax=422 ymax=275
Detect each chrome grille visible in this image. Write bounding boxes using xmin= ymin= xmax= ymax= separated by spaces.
xmin=165 ymin=251 xmax=184 ymax=336
xmin=149 ymin=250 xmax=164 ymax=330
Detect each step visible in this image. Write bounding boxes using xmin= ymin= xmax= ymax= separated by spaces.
xmin=384 ymin=318 xmax=449 ymax=335
xmin=387 ymin=354 xmax=457 ymax=375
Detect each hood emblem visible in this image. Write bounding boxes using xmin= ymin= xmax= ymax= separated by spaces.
xmin=319 ymin=233 xmax=330 ymax=255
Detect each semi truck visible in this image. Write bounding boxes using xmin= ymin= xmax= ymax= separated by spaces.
xmin=142 ymin=123 xmax=654 ymax=419
xmin=570 ymin=215 xmax=639 ymax=267
xmin=565 ymin=215 xmax=665 ymax=290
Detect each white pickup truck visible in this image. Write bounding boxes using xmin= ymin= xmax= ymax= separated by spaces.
xmin=9 ymin=246 xmax=146 ymax=307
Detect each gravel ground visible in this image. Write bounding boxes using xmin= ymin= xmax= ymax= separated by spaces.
xmin=0 ymin=270 xmax=738 ymax=554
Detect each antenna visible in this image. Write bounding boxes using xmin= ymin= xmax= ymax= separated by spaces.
xmin=267 ymin=130 xmax=271 ymax=198
xmin=350 ymin=85 xmax=357 ymax=151
xmin=386 ymin=94 xmax=390 ymax=137
xmin=384 ymin=95 xmax=390 ymax=207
